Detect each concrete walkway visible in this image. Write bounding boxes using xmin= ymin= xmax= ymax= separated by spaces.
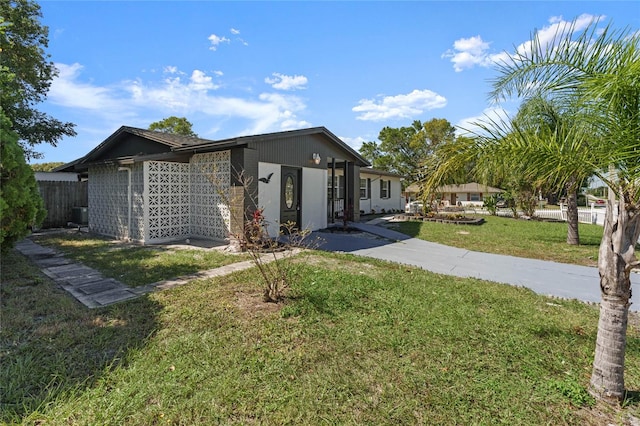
xmin=314 ymin=218 xmax=640 ymax=311
xmin=16 ymin=218 xmax=640 ymax=311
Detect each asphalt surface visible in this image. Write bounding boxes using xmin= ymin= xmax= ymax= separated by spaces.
xmin=314 ymin=218 xmax=640 ymax=311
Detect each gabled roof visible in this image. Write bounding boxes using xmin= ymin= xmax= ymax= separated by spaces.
xmin=173 ymin=126 xmax=369 ymax=167
xmin=360 ymin=168 xmax=403 ymax=178
xmin=55 ymin=126 xmax=215 ymax=171
xmin=436 ymin=182 xmax=503 ymax=193
xmin=404 ymin=182 xmax=504 ymax=194
xmin=80 ymin=126 xmax=215 ymax=163
xmin=59 ymin=125 xmax=370 ymax=171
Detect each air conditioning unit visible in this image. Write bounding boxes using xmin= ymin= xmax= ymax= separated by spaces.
xmin=72 ymin=207 xmax=88 ymax=225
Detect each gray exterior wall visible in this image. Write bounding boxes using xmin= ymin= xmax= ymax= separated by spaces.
xmin=97 ymin=134 xmax=171 ymax=160
xmin=230 ymin=147 xmax=259 ymax=235
xmin=247 ymin=133 xmax=353 ymax=170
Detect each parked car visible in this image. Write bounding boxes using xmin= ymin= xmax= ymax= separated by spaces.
xmin=405 ymin=201 xmax=424 ymax=214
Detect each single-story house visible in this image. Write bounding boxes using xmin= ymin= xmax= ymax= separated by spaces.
xmin=435 ymin=182 xmax=503 ymax=207
xmin=34 ymin=172 xmax=81 ymax=182
xmin=403 ymin=182 xmax=503 ymax=207
xmin=59 ymin=126 xmax=370 ymax=244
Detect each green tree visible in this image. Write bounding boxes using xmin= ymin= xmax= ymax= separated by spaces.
xmin=0 ymin=0 xmax=76 ymax=160
xmin=359 ymin=118 xmax=456 ymax=184
xmin=148 ymin=116 xmax=197 ymax=136
xmin=0 ymin=110 xmax=46 ymax=252
xmin=430 ymin=19 xmax=639 ymax=402
xmin=358 ymin=141 xmax=384 ymax=168
xmin=30 ymin=161 xmax=64 ymax=172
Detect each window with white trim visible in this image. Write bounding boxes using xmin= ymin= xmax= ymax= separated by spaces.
xmin=327 ymin=175 xmax=344 ymax=199
xmin=380 ymin=179 xmax=390 ymax=199
xmin=360 ymin=178 xmax=370 ymax=199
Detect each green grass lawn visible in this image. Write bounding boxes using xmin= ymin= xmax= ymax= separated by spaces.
xmin=2 ymin=244 xmax=640 ymax=424
xmin=394 ymin=215 xmax=603 ymax=266
xmin=32 ymin=232 xmax=247 ymax=287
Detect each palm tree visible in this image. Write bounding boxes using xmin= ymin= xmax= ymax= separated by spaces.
xmin=511 ymin=96 xmax=595 ymax=244
xmin=429 ymin=19 xmax=640 ymax=402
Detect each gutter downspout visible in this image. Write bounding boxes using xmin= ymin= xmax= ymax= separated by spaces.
xmin=118 ymin=167 xmax=132 ymax=241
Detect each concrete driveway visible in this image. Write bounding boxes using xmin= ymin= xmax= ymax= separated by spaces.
xmin=314 ymin=219 xmax=640 ymax=311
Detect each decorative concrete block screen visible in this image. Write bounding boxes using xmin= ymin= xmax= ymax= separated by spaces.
xmin=190 ymin=152 xmax=231 ymax=240
xmin=144 ymin=152 xmax=230 ymax=243
xmin=145 ymin=161 xmax=191 ymax=242
xmin=89 ymin=152 xmax=230 ymax=243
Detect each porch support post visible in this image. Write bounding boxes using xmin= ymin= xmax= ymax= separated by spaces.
xmin=331 ymin=158 xmax=336 ymax=224
xmin=343 ymin=160 xmax=350 ymax=221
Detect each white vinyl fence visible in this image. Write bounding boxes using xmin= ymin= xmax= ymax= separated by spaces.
xmin=534 ymin=204 xmax=604 ymax=225
xmin=468 ymin=203 xmax=606 ymax=225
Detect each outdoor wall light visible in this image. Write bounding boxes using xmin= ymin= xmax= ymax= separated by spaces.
xmin=312 ymin=153 xmax=321 ymax=165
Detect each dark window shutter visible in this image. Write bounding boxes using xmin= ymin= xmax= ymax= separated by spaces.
xmin=367 ymin=178 xmax=371 ymax=199
xmin=388 ymin=180 xmax=391 ymax=198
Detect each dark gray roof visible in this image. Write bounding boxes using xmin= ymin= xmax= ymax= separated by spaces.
xmin=59 ymin=125 xmax=370 ymax=171
xmin=174 ymin=126 xmax=369 ymax=166
xmin=120 ymin=126 xmax=213 ymax=148
xmin=361 ymin=168 xmax=403 ymax=178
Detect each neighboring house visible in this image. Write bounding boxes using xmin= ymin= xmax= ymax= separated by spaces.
xmin=403 ymin=182 xmax=503 ymax=207
xmin=359 ymin=168 xmax=403 ymax=214
xmin=34 ymin=172 xmax=81 ymax=182
xmin=436 ymin=182 xmax=503 ymax=207
xmin=58 ymin=126 xmax=369 ymax=244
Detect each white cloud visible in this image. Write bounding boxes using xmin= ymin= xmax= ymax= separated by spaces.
xmin=230 ymin=28 xmax=240 ymax=35
xmin=340 ymin=135 xmax=367 ymax=151
xmin=352 ymin=89 xmax=447 ymax=121
xmin=163 ymin=65 xmax=179 ymax=74
xmin=442 ymin=35 xmax=507 ymax=72
xmin=208 ymin=34 xmax=230 ymax=51
xmin=443 ymin=14 xmax=604 ymax=72
xmin=455 ymin=106 xmax=512 ymax=136
xmin=264 ymin=73 xmax=308 ymax=91
xmin=49 ymin=62 xmax=309 ymax=137
xmin=49 ymin=63 xmax=122 ymax=111
xmin=189 ymin=70 xmax=219 ymax=91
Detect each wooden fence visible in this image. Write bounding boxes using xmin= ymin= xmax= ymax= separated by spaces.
xmin=37 ymin=181 xmax=88 ymax=228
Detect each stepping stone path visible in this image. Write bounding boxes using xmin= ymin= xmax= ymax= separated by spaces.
xmin=14 ymin=238 xmax=290 ymax=309
xmin=15 ymin=239 xmax=140 ymax=308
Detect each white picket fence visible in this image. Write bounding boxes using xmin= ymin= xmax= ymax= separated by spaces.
xmin=469 ymin=204 xmax=606 ymax=225
xmin=534 ymin=205 xmax=604 ymax=225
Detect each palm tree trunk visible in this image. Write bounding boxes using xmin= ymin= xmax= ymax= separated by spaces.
xmin=565 ymin=180 xmax=580 ymax=245
xmin=590 ymin=195 xmax=640 ymax=402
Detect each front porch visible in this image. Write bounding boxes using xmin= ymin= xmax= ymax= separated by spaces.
xmin=326 ymin=159 xmax=360 ymax=224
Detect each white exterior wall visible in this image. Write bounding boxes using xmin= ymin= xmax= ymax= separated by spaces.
xmin=89 ymin=164 xmax=144 ymax=241
xmin=302 ymin=167 xmax=328 ymax=232
xmin=258 ymin=163 xmax=328 ymax=238
xmin=360 ymin=174 xmax=403 ymax=214
xmin=258 ymin=162 xmax=281 ymax=238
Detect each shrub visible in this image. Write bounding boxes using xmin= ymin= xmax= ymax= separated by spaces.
xmin=0 ymin=113 xmax=46 ymax=252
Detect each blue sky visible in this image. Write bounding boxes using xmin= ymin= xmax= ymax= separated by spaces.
xmin=35 ymin=1 xmax=639 ymax=164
